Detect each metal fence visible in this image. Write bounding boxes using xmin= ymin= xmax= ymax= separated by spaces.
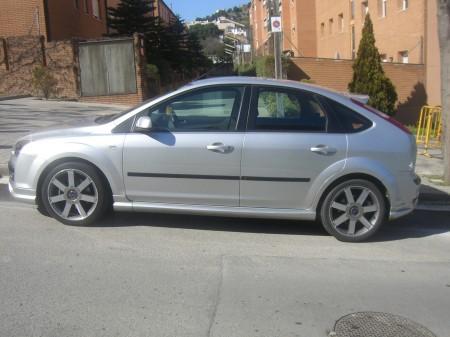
xmin=416 ymin=105 xmax=442 ymax=157
xmin=78 ymin=38 xmax=137 ymax=97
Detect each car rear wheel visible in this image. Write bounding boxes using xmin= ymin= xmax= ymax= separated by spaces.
xmin=40 ymin=161 xmax=109 ymax=226
xmin=320 ymin=179 xmax=386 ymax=242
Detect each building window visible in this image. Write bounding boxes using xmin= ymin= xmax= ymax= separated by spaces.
xmin=380 ymin=53 xmax=388 ymax=62
xmin=351 ymin=25 xmax=356 ymax=59
xmin=320 ymin=22 xmax=325 ymax=36
xmin=350 ymin=0 xmax=355 ymax=20
xmin=361 ymin=1 xmax=369 ymax=20
xmin=338 ymin=13 xmax=344 ymax=32
xmin=329 ymin=18 xmax=334 ymax=34
xmin=92 ymin=0 xmax=100 ymax=18
xmin=378 ymin=0 xmax=387 ymax=17
xmin=74 ymin=0 xmax=80 ymax=9
xmin=399 ymin=50 xmax=409 ymax=63
xmin=84 ymin=0 xmax=89 ymax=13
xmin=400 ymin=0 xmax=408 ymax=10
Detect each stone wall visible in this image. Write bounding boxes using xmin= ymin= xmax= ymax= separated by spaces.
xmin=0 ymin=34 xmax=147 ymax=106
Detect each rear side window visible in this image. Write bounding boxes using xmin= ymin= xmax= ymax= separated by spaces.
xmin=325 ymin=98 xmax=372 ymax=133
xmin=250 ymin=88 xmax=328 ymax=132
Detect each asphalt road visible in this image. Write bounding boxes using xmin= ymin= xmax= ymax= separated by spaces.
xmin=1 ymin=184 xmax=449 ymax=337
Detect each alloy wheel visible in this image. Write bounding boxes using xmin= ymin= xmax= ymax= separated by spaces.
xmin=328 ymin=185 xmax=381 ymax=238
xmin=47 ymin=169 xmax=98 ymax=221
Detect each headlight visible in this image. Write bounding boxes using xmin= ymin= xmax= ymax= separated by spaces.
xmin=12 ymin=139 xmax=31 ymax=156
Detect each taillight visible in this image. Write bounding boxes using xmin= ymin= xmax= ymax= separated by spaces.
xmin=351 ymin=98 xmax=411 ymax=135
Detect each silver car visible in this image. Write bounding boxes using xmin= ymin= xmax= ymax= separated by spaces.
xmin=8 ymin=77 xmax=420 ymax=242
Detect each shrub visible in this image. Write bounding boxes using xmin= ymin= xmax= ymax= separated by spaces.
xmin=254 ymin=55 xmax=291 ymax=78
xmin=32 ymin=66 xmax=57 ymax=99
xmin=235 ymin=63 xmax=256 ymax=76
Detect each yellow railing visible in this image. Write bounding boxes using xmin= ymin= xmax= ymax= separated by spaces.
xmin=416 ymin=105 xmax=442 ymax=157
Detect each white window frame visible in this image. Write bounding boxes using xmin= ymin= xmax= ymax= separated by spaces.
xmin=382 ymin=0 xmax=387 ymax=17
xmin=338 ymin=13 xmax=344 ymax=32
xmin=402 ymin=0 xmax=408 ymax=11
xmin=399 ymin=50 xmax=409 ymax=63
xmin=92 ymin=0 xmax=100 ymax=19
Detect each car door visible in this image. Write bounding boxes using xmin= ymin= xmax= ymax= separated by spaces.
xmin=123 ymin=85 xmax=247 ymax=206
xmin=240 ymin=86 xmax=347 ymax=209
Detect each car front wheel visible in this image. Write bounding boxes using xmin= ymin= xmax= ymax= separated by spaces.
xmin=40 ymin=161 xmax=109 ymax=226
xmin=320 ymin=179 xmax=386 ymax=242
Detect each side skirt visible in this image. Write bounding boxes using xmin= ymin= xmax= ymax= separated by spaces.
xmin=113 ymin=201 xmax=317 ymax=221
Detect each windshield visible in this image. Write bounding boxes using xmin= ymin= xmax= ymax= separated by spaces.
xmin=94 ymin=94 xmax=167 ymax=124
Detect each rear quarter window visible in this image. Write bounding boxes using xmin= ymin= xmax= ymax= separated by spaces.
xmin=325 ymin=98 xmax=373 ymax=133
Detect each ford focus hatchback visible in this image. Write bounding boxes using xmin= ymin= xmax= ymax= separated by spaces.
xmin=9 ymin=77 xmax=420 ymax=242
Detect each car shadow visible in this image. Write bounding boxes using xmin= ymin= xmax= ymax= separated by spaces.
xmin=369 ymin=209 xmax=450 ymax=242
xmin=95 ymin=211 xmax=329 ymax=236
xmin=92 ymin=209 xmax=450 ymax=242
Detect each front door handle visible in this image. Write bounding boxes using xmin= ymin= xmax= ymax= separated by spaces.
xmin=207 ymin=143 xmax=234 ymax=154
xmin=310 ymin=145 xmax=337 ymax=155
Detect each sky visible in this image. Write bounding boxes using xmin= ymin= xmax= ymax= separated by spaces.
xmin=166 ymin=0 xmax=249 ymax=22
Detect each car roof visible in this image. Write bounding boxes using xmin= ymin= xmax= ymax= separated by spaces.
xmin=185 ymin=76 xmax=345 ymax=98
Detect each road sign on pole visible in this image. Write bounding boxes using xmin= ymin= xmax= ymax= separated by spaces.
xmin=271 ymin=17 xmax=282 ymax=32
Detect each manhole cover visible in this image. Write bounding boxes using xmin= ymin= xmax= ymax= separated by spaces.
xmin=333 ymin=312 xmax=437 ymax=337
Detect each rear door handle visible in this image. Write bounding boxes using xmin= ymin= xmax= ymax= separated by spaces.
xmin=207 ymin=143 xmax=234 ymax=154
xmin=310 ymin=145 xmax=337 ymax=155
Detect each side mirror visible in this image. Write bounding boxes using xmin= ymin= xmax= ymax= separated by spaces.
xmin=135 ymin=116 xmax=152 ymax=132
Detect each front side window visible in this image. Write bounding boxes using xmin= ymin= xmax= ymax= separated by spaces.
xmin=140 ymin=87 xmax=243 ymax=132
xmin=250 ymin=88 xmax=328 ymax=132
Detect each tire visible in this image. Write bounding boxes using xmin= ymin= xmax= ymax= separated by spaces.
xmin=40 ymin=161 xmax=109 ymax=226
xmin=320 ymin=179 xmax=386 ymax=242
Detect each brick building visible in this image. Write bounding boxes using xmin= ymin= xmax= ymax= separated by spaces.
xmin=249 ymin=0 xmax=317 ymax=57
xmin=249 ymin=0 xmax=441 ymax=105
xmin=106 ymin=0 xmax=177 ymax=25
xmin=0 ymin=0 xmax=108 ymax=41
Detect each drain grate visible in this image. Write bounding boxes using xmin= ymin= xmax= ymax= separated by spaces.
xmin=333 ymin=312 xmax=437 ymax=337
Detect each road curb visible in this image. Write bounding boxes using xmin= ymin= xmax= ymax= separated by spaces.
xmin=0 ymin=95 xmax=30 ymax=102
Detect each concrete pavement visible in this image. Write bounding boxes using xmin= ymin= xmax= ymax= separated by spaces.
xmin=0 ymin=192 xmax=449 ymax=337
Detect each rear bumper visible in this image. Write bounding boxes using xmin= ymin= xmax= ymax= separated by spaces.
xmin=389 ymin=173 xmax=420 ymax=220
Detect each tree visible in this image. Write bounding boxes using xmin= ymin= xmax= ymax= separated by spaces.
xmin=437 ymin=0 xmax=450 ymax=183
xmin=107 ymin=0 xmax=156 ymax=35
xmin=348 ymin=14 xmax=398 ymax=116
xmin=189 ymin=23 xmax=222 ymax=40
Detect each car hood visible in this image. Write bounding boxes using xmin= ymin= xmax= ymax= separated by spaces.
xmin=19 ymin=117 xmax=111 ymax=143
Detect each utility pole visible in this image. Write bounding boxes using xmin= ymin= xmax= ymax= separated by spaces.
xmin=269 ymin=0 xmax=283 ymax=79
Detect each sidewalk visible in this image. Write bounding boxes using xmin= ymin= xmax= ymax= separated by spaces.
xmin=415 ymin=147 xmax=450 ymax=210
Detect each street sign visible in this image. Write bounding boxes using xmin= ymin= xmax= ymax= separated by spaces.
xmin=271 ymin=17 xmax=282 ymax=32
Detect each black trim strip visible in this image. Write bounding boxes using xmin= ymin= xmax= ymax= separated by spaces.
xmin=242 ymin=176 xmax=311 ymax=182
xmin=128 ymin=172 xmax=310 ymax=182
xmin=128 ymin=172 xmax=239 ymax=180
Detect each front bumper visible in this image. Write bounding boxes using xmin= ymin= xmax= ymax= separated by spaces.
xmin=8 ymin=155 xmax=36 ymax=204
xmin=8 ymin=179 xmax=36 ymax=204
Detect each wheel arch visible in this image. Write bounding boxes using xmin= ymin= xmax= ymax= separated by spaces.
xmin=36 ymin=157 xmax=113 ymax=211
xmin=315 ymin=173 xmax=390 ymax=221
